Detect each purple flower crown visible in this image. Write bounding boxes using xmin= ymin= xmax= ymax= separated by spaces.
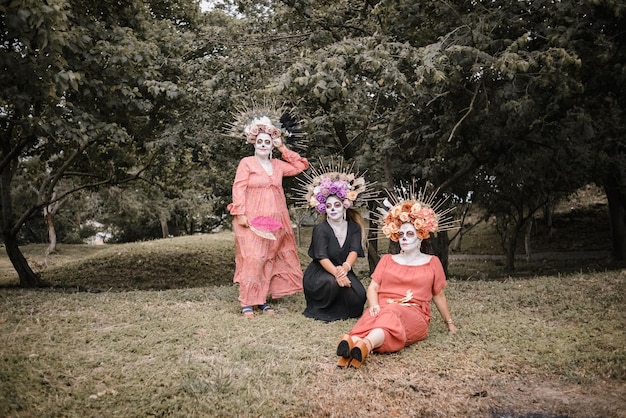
xmin=305 ymin=172 xmax=366 ymax=214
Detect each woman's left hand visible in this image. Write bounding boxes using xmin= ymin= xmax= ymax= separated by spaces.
xmin=447 ymin=322 xmax=458 ymax=334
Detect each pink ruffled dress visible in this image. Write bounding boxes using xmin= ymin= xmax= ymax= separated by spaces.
xmin=227 ymin=149 xmax=309 ymax=306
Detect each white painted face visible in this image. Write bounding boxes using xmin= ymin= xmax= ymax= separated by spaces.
xmin=398 ymin=223 xmax=420 ymax=252
xmin=254 ymin=133 xmax=273 ymax=158
xmin=325 ymin=195 xmax=345 ymax=222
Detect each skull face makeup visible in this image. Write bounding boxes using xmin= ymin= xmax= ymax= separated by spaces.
xmin=398 ymin=222 xmax=420 ymax=252
xmin=325 ymin=195 xmax=345 ymax=222
xmin=254 ymin=133 xmax=273 ymax=158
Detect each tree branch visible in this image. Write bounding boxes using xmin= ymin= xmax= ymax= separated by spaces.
xmin=439 ymin=159 xmax=481 ymax=191
xmin=0 ymin=131 xmax=36 ymax=174
xmin=11 ymin=141 xmax=161 ymax=237
xmin=447 ymin=84 xmax=479 ymax=142
xmin=426 ymin=91 xmax=450 ymax=106
xmin=41 ymin=139 xmax=96 ymax=199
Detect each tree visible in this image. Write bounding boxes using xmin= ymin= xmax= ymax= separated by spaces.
xmin=262 ymin=0 xmax=625 ymax=269
xmin=571 ymin=2 xmax=626 ymax=260
xmin=254 ymin=3 xmax=522 ymax=268
xmin=0 ymin=0 xmax=199 ymax=286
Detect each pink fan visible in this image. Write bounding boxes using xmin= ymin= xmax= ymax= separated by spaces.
xmin=249 ymin=216 xmax=282 ymax=240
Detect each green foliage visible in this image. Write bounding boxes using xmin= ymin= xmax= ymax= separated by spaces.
xmin=258 ymin=0 xmax=625 ymax=266
xmin=0 ymin=0 xmax=212 ymax=285
xmin=2 ymin=0 xmax=625 ymax=281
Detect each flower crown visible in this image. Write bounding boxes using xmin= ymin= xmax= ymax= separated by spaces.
xmin=295 ymin=157 xmax=377 ymax=214
xmin=377 ymin=182 xmax=458 ymax=241
xmin=307 ymin=172 xmax=365 ymax=213
xmin=382 ymin=200 xmax=440 ymax=240
xmin=244 ymin=116 xmax=282 ymax=144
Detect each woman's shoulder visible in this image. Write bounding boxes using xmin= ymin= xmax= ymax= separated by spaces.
xmin=427 ymin=255 xmax=442 ymax=265
xmin=420 ymin=255 xmax=442 ymax=269
xmin=315 ymin=220 xmax=329 ymax=228
xmin=313 ymin=221 xmax=332 ymax=233
xmin=427 ymin=255 xmax=444 ymax=271
xmin=239 ymin=156 xmax=255 ymax=166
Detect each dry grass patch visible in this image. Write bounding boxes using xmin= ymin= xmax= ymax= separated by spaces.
xmin=0 ymin=231 xmax=624 ymax=417
xmin=0 ymin=234 xmax=238 ymax=290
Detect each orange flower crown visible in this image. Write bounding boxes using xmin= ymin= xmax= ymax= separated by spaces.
xmin=382 ymin=200 xmax=440 ymax=241
xmin=377 ymin=183 xmax=458 ymax=242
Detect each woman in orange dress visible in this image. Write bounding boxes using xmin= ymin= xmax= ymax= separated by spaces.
xmin=227 ymin=117 xmax=308 ymax=318
xmin=336 ymin=198 xmax=458 ymax=368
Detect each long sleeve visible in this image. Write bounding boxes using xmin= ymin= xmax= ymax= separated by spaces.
xmin=227 ymin=159 xmax=250 ymax=215
xmin=280 ymin=148 xmax=309 ymax=176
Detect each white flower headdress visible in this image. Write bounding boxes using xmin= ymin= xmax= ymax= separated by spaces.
xmin=375 ymin=181 xmax=459 ymax=241
xmin=295 ymin=157 xmax=378 ymax=213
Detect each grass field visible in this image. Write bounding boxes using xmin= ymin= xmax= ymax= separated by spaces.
xmin=0 ymin=227 xmax=624 ymax=417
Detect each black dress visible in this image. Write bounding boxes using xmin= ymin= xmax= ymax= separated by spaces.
xmin=302 ymin=220 xmax=367 ymax=321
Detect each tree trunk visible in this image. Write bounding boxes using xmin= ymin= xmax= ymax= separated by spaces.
xmin=543 ymin=196 xmax=554 ymax=238
xmin=505 ymin=235 xmax=516 ymax=272
xmin=0 ymin=144 xmax=48 ymax=287
xmin=3 ymin=233 xmax=48 ymax=287
xmin=431 ymin=232 xmax=451 ymax=276
xmin=450 ymin=230 xmax=462 ymax=252
xmin=503 ymin=225 xmax=519 ymax=272
xmin=332 ymin=119 xmax=356 ymax=161
xmin=366 ymin=202 xmax=380 ymax=273
xmin=43 ymin=196 xmax=65 ymax=255
xmin=367 ymin=237 xmax=379 ymax=274
xmin=45 ymin=211 xmax=57 ymax=255
xmin=604 ymin=178 xmax=626 ymax=261
xmin=367 ymin=152 xmax=397 ymax=271
xmin=524 ymin=217 xmax=533 ymax=261
xmin=160 ymin=217 xmax=169 ymax=238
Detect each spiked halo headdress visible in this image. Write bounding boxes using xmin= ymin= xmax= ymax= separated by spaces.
xmin=375 ymin=181 xmax=459 ymax=241
xmin=294 ymin=156 xmax=378 ymax=214
xmin=225 ymin=100 xmax=306 ymax=149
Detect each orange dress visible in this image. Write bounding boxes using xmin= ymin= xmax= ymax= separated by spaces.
xmin=227 ymin=149 xmax=309 ymax=306
xmin=349 ymin=254 xmax=447 ymax=353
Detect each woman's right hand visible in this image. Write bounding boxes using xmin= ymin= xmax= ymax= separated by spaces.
xmin=369 ymin=304 xmax=380 ymax=316
xmin=334 ymin=266 xmax=351 ymax=287
xmin=235 ymin=215 xmax=249 ymax=228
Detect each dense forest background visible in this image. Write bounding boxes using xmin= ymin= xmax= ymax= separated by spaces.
xmin=1 ymin=0 xmax=625 ymax=286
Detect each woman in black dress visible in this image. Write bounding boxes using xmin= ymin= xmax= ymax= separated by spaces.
xmin=302 ymin=194 xmax=367 ymax=321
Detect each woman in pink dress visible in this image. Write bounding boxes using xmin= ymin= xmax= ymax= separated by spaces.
xmin=227 ymin=117 xmax=308 ymax=318
xmin=336 ymin=198 xmax=458 ymax=368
